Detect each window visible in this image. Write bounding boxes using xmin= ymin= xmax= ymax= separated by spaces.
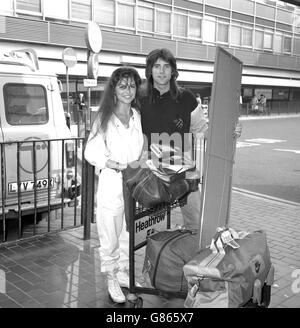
xmin=255 ymin=30 xmax=264 ymax=49
xmin=231 ymin=25 xmax=241 ymax=46
xmin=264 ymin=32 xmax=273 ymax=49
xmin=293 ymin=37 xmax=300 ymax=55
xmin=217 ymin=21 xmax=229 ymax=43
xmin=4 ymin=84 xmax=48 ymax=125
xmin=174 ymin=13 xmax=187 ymax=37
xmin=232 ymin=0 xmax=254 ymax=15
xmin=118 ymin=3 xmax=134 ymax=28
xmin=189 ymin=16 xmax=201 ymax=39
xmin=156 ymin=10 xmax=171 ymax=34
xmin=274 ymin=34 xmax=283 ymax=52
xmin=0 ymin=0 xmax=14 ymax=15
xmin=16 ymin=0 xmax=41 ymax=13
xmin=283 ymin=36 xmax=292 ymax=53
xmin=242 ymin=27 xmax=252 ymax=46
xmin=44 ymin=0 xmax=69 ymax=20
xmin=95 ymin=0 xmax=115 ymax=25
xmin=71 ymin=0 xmax=91 ymax=21
xmin=273 ymin=88 xmax=289 ymax=100
xmin=206 ymin=0 xmax=230 ymax=9
xmin=138 ymin=6 xmax=154 ymax=32
xmin=203 ymin=16 xmax=216 ymax=43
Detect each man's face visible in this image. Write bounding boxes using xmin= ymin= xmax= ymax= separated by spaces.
xmin=151 ymin=58 xmax=172 ymax=87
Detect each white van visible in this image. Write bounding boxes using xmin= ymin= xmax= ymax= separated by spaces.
xmin=0 ymin=48 xmax=80 ymax=221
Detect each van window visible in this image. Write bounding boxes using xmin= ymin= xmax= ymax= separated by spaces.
xmin=4 ymin=83 xmax=48 ymax=125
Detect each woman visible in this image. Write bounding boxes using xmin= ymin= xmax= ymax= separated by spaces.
xmin=84 ymin=67 xmax=144 ymax=303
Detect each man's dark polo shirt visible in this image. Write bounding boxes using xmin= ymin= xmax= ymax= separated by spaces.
xmin=140 ymin=88 xmax=197 ymax=151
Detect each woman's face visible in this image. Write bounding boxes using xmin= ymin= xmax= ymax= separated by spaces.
xmin=115 ymin=77 xmax=137 ymax=105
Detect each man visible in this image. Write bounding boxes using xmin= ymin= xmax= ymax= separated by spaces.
xmin=139 ymin=48 xmax=207 ymax=230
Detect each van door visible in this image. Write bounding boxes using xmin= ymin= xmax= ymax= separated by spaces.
xmin=0 ymin=75 xmax=62 ymax=211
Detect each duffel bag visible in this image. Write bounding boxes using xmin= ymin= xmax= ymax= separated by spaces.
xmin=122 ymin=161 xmax=194 ymax=208
xmin=142 ymin=228 xmax=199 ymax=293
xmin=183 ymin=228 xmax=274 ymax=308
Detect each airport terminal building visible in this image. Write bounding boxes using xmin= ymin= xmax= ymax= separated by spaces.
xmin=1 ymin=0 xmax=300 ymax=118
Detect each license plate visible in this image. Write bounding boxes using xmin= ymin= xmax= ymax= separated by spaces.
xmin=8 ymin=178 xmax=55 ymax=193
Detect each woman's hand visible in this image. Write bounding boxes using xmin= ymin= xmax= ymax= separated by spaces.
xmin=105 ymin=159 xmax=127 ymax=171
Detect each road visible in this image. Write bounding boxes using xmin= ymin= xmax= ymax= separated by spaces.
xmin=232 ymin=116 xmax=300 ymax=204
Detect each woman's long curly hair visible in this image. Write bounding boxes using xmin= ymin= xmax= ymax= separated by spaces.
xmin=92 ymin=66 xmax=141 ymax=135
xmin=140 ymin=48 xmax=182 ymax=104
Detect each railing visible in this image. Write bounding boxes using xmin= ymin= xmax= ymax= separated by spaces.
xmin=240 ymin=101 xmax=300 ymax=117
xmin=0 ymin=137 xmax=93 ymax=244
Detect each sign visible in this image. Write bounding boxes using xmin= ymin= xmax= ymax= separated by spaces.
xmin=85 ymin=22 xmax=102 ymax=54
xmin=62 ymin=47 xmax=77 ymax=68
xmin=84 ymin=79 xmax=97 ymax=87
xmin=134 ymin=212 xmax=167 ymax=247
xmin=87 ymin=53 xmax=99 ymax=79
xmin=199 ymin=47 xmax=243 ymax=250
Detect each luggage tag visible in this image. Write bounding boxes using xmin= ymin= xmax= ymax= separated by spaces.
xmin=210 ymin=227 xmax=241 ymax=254
xmin=220 ymin=230 xmax=240 ymax=249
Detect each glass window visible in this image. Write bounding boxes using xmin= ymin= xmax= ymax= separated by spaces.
xmin=277 ymin=9 xmax=293 ymax=24
xmin=283 ymin=36 xmax=292 ymax=52
xmin=44 ymin=0 xmax=69 ymax=20
xmin=264 ymin=32 xmax=273 ymax=49
xmin=242 ymin=28 xmax=252 ymax=46
xmin=293 ymin=37 xmax=300 ymax=55
xmin=255 ymin=30 xmax=264 ymax=48
xmin=203 ymin=17 xmax=216 ymax=43
xmin=118 ymin=3 xmax=134 ymax=28
xmin=138 ymin=6 xmax=154 ymax=32
xmin=274 ymin=34 xmax=283 ymax=52
xmin=174 ymin=13 xmax=187 ymax=37
xmin=156 ymin=11 xmax=171 ymax=34
xmin=189 ymin=16 xmax=201 ymax=38
xmin=256 ymin=3 xmax=275 ymax=20
xmin=273 ymin=88 xmax=289 ymax=100
xmin=206 ymin=0 xmax=230 ymax=9
xmin=72 ymin=0 xmax=91 ymax=20
xmin=95 ymin=0 xmax=115 ymax=25
xmin=294 ymin=10 xmax=300 ymax=35
xmin=4 ymin=84 xmax=48 ymax=125
xmin=0 ymin=0 xmax=14 ymax=15
xmin=16 ymin=0 xmax=41 ymax=12
xmin=217 ymin=22 xmax=228 ymax=43
xmin=231 ymin=25 xmax=241 ymax=46
xmin=232 ymin=0 xmax=254 ymax=15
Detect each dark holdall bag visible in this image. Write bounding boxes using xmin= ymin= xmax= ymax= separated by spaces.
xmin=183 ymin=228 xmax=274 ymax=308
xmin=142 ymin=228 xmax=199 ymax=293
xmin=122 ymin=161 xmax=197 ymax=208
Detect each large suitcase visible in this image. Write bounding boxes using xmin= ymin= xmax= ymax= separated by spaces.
xmin=142 ymin=228 xmax=199 ymax=293
xmin=183 ymin=229 xmax=274 ymax=308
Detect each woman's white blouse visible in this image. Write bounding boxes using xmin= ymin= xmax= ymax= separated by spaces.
xmin=84 ymin=108 xmax=144 ymax=173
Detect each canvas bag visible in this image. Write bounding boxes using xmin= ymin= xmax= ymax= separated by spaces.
xmin=183 ymin=228 xmax=272 ymax=308
xmin=142 ymin=228 xmax=199 ymax=293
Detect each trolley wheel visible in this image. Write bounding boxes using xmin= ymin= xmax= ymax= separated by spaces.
xmin=127 ymin=293 xmax=143 ymax=308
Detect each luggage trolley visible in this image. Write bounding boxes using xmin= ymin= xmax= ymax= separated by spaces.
xmin=126 ymin=196 xmax=190 ymax=308
xmin=125 ymin=137 xmax=206 ymax=308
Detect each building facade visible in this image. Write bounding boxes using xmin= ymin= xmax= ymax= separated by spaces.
xmin=1 ymin=0 xmax=300 ymax=119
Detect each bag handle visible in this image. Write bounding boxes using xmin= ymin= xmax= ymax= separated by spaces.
xmin=210 ymin=227 xmax=249 ymax=254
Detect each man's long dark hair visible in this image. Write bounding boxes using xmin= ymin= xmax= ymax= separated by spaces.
xmin=92 ymin=66 xmax=141 ymax=135
xmin=140 ymin=48 xmax=183 ymax=104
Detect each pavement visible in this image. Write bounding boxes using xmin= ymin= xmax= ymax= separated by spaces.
xmin=0 ymin=188 xmax=299 ymax=308
xmin=0 ymin=113 xmax=300 ymax=309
